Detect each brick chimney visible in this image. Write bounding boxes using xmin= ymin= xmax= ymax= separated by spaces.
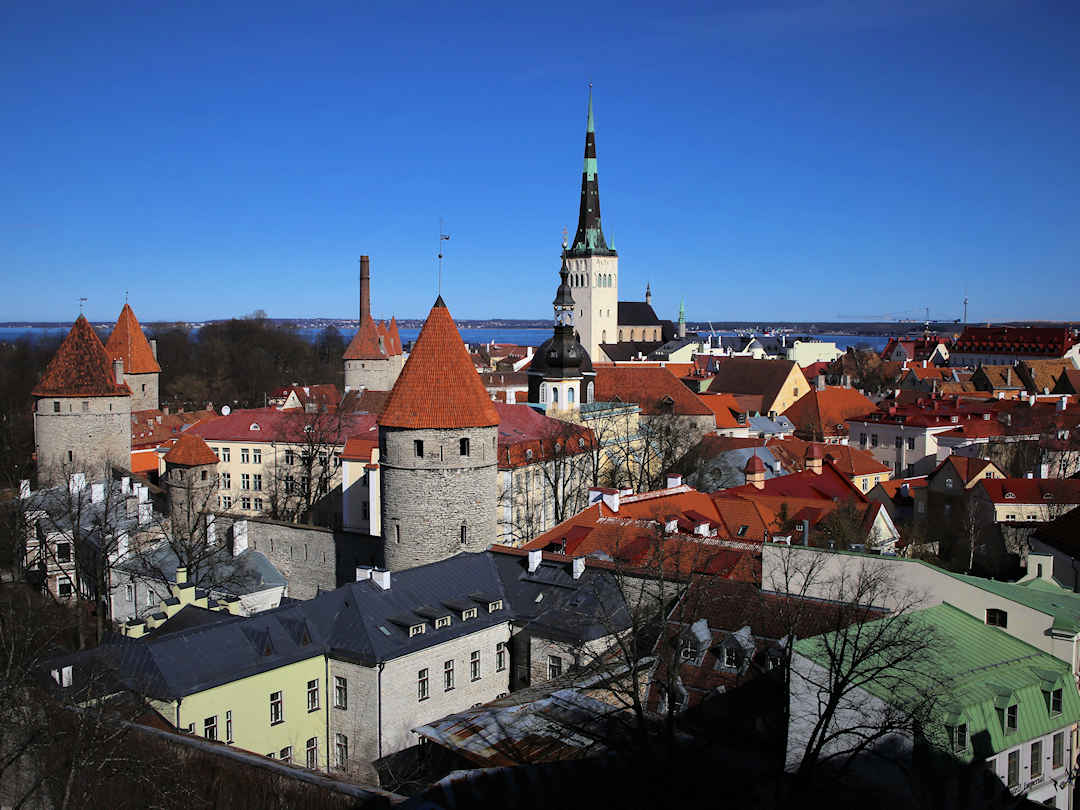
xmin=744 ymin=455 xmax=766 ymax=489
xmin=805 ymin=444 xmax=823 ymax=475
xmin=359 ymin=255 xmax=371 ymax=323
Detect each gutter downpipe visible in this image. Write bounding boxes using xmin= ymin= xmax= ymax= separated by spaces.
xmin=175 ymin=698 xmax=181 ymax=732
xmin=324 ymin=655 xmax=330 ymax=774
xmin=377 ymin=662 xmax=385 ymax=759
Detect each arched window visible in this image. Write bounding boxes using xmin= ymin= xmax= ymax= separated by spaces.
xmin=601 ymin=330 xmax=607 ymax=343
xmin=587 ymin=381 xmax=594 ymax=401
xmin=552 ymin=387 xmax=559 ymax=404
xmin=567 ymin=387 xmax=575 ymax=403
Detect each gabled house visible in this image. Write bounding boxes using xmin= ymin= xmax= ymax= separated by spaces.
xmin=706 ymin=358 xmax=810 ymax=418
xmin=782 ymin=384 xmax=877 ymax=444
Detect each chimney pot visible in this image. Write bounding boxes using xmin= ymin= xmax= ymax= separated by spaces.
xmin=113 ymin=358 xmax=124 ymax=385
xmin=355 ymin=566 xmax=373 ymax=581
xmin=176 ymin=566 xmax=188 ymax=585
xmin=359 ymin=255 xmax=371 ymax=323
xmin=666 ymin=473 xmax=683 ymax=489
xmin=527 ymin=549 xmax=542 ymax=573
xmin=372 ymin=568 xmax=391 ymax=590
xmin=571 ymin=556 xmax=585 ymax=580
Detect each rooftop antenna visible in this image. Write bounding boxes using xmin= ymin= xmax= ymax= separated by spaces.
xmin=437 ymin=218 xmax=450 ymax=297
xmin=963 ymin=293 xmax=969 ymax=327
xmin=79 ymin=297 xmax=87 ymax=315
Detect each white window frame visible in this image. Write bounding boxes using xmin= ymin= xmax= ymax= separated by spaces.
xmin=269 ymin=690 xmax=284 ymax=725
xmin=334 ymin=676 xmax=347 ymax=709
xmin=306 ymin=679 xmax=319 ymax=712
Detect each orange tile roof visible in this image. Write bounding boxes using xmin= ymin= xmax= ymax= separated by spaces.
xmin=163 ymin=432 xmax=220 ymax=466
xmin=104 ymin=304 xmax=161 ymax=374
xmin=341 ymin=436 xmax=379 ymax=462
xmin=129 ymin=450 xmax=160 ymax=474
xmin=782 ymin=386 xmax=876 ymax=438
xmin=378 ymin=298 xmax=500 ymax=430
xmin=767 ymin=437 xmax=890 ymax=478
xmin=31 ymin=315 xmax=132 ymax=398
xmin=875 ymin=477 xmax=928 ymax=499
xmin=698 ymin=393 xmax=743 ymax=429
xmin=343 ymin=317 xmax=390 ymax=361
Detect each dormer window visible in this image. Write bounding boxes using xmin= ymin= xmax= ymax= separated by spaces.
xmin=461 ymin=607 xmax=477 ymax=620
xmin=249 ymin=422 xmax=260 ymax=431
xmin=947 ymin=723 xmax=968 ymax=752
xmin=1049 ymin=687 xmax=1063 ymax=716
xmin=409 ymin=623 xmax=426 ymax=637
xmin=1005 ymin=704 xmax=1017 ymax=732
xmin=487 ymin=600 xmax=502 ymax=613
xmin=736 ymin=525 xmax=748 ymax=537
xmin=435 ymin=616 xmax=451 ymax=629
xmin=51 ymin=665 xmax=73 ymax=687
xmin=1004 ymin=491 xmax=1016 ymax=499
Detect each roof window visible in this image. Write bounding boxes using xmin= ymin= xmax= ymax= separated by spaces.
xmin=461 ymin=607 xmax=477 ymax=620
xmin=1004 ymin=491 xmax=1016 ymax=499
xmin=736 ymin=525 xmax=748 ymax=537
xmin=435 ymin=616 xmax=451 ymax=629
xmin=377 ymin=625 xmax=391 ymax=636
xmin=408 ymin=623 xmax=426 ymax=637
xmin=488 ymin=600 xmax=503 ymax=613
xmin=249 ymin=422 xmax=260 ymax=431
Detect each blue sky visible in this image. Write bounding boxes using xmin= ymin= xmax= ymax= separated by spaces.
xmin=2 ymin=0 xmax=1078 ymax=324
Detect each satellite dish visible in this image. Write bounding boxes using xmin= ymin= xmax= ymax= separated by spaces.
xmin=221 ymin=405 xmax=232 ymax=416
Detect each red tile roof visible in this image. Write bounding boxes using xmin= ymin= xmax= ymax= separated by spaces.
xmin=378 ymin=298 xmax=500 ymax=430
xmin=874 ymin=477 xmax=928 ymax=500
xmin=494 ymin=403 xmax=593 ymax=469
xmin=340 ymin=388 xmax=392 ymax=416
xmin=341 ymin=436 xmax=379 ymax=462
xmin=767 ymin=437 xmax=890 ymax=478
xmin=130 ymin=409 xmax=215 ymax=449
xmin=951 ymin=326 xmax=1079 ymax=357
xmin=595 ymin=366 xmax=714 ymax=417
xmin=32 ymin=315 xmax=132 ymax=398
xmin=163 ymin=432 xmax=220 ymax=466
xmin=343 ymin=317 xmax=390 ymax=361
xmin=697 ymin=393 xmax=744 ymax=429
xmin=720 ymin=459 xmax=866 ymax=502
xmin=189 ymin=407 xmax=377 ymax=443
xmin=801 ymin=361 xmax=830 ymax=380
xmin=271 ymin=384 xmax=341 ymax=410
xmin=104 ymin=304 xmax=161 ymax=374
xmin=783 ymin=386 xmax=877 ymax=439
xmin=978 ymin=477 xmax=1080 ymax=505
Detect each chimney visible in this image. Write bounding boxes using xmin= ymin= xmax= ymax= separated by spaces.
xmin=206 ymin=515 xmax=216 ymax=546
xmin=232 ymin=520 xmax=249 ymax=556
xmin=18 ymin=479 xmax=30 ymax=500
xmin=113 ymin=358 xmax=124 ymax=385
xmin=1039 ymin=463 xmax=1049 ymax=479
xmin=922 ymin=359 xmax=927 ymax=368
xmin=1060 ymin=396 xmax=1069 ymax=412
xmin=666 ymin=473 xmax=683 ymax=489
xmin=816 ymin=375 xmax=826 ymax=392
xmin=359 ymin=255 xmax=371 ymax=323
xmin=150 ymin=339 xmax=158 ymax=360
xmin=138 ymin=502 xmax=151 ymax=526
xmin=355 ymin=566 xmax=373 ymax=581
xmin=805 ymin=445 xmax=823 ymax=475
xmin=137 ymin=485 xmax=149 ymax=504
xmin=372 ymin=568 xmax=391 ymax=590
xmin=91 ymin=483 xmax=104 ymax=504
xmin=176 ymin=566 xmax=188 ymax=585
xmin=571 ymin=556 xmax=585 ymax=580
xmin=1029 ymin=393 xmax=1036 ymax=407
xmin=744 ymin=456 xmax=766 ymax=489
xmin=68 ymin=472 xmax=86 ymax=495
xmin=588 ymin=487 xmax=620 ymax=513
xmin=121 ymin=476 xmax=130 ymax=495
xmin=527 ymin=549 xmax=542 ymax=573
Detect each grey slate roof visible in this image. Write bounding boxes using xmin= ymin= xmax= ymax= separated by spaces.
xmin=748 ymin=414 xmax=796 ymax=436
xmin=599 ymin=341 xmax=664 ymax=362
xmin=116 ymin=544 xmax=286 ymax=597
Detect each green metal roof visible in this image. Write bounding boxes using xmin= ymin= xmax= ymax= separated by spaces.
xmin=795 ymin=603 xmax=1080 ymax=760
xmin=948 ymin=573 xmax=1080 ymax=635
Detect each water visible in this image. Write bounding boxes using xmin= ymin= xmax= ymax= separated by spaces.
xmin=0 ymin=325 xmax=890 ymax=353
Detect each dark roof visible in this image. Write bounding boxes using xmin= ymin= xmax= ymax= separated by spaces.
xmin=599 ymin=341 xmax=664 ymax=362
xmin=1033 ymin=506 xmax=1080 ymax=556
xmin=707 ymin=358 xmax=800 ymax=405
xmin=617 ymin=301 xmax=662 ymax=326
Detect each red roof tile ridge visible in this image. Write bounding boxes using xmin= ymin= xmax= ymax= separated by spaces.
xmin=621 ymin=484 xmax=694 ymax=504
xmin=378 ymin=299 xmax=500 ymax=429
xmin=32 ymin=316 xmax=133 ymax=398
xmin=104 ymin=304 xmax=161 ymax=374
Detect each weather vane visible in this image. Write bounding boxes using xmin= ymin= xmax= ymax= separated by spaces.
xmin=79 ymin=297 xmax=87 ymax=315
xmin=437 ymin=218 xmax=450 ymax=296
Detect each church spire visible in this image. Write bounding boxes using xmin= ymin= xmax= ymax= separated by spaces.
xmin=568 ymin=86 xmax=614 ymax=257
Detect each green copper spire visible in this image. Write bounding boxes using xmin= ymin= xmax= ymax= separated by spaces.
xmin=568 ymin=85 xmax=615 ymax=258
xmin=679 ymin=299 xmax=686 ymax=321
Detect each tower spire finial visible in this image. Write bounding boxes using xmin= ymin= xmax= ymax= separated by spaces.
xmin=587 ymin=82 xmax=594 ymax=134
xmin=568 ymin=84 xmax=613 ymax=257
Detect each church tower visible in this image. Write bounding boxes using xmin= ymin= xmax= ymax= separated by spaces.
xmin=565 ymin=89 xmax=618 ymax=362
xmin=377 ymin=297 xmax=499 ymax=571
xmin=527 ymin=254 xmax=595 ymax=412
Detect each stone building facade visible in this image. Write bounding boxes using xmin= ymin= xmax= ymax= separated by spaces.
xmin=343 ymin=255 xmax=405 ymax=393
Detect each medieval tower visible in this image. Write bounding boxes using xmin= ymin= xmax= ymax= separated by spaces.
xmin=343 ymin=255 xmax=405 ymax=392
xmin=565 ymin=89 xmax=618 ymax=362
xmin=162 ymin=432 xmax=220 ymax=541
xmin=32 ymin=315 xmax=132 ymax=486
xmin=105 ymin=303 xmax=161 ymax=412
xmin=377 ymin=297 xmax=499 ymax=571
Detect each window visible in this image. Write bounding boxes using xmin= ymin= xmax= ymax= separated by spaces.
xmin=470 ymin=650 xmax=481 ymax=681
xmin=241 ymin=497 xmax=251 ymax=510
xmin=307 ymin=679 xmax=319 ymax=711
xmin=736 ymin=525 xmax=748 ymax=537
xmin=1031 ymin=740 xmax=1042 ymax=778
xmin=226 ymin=709 xmax=233 ymax=743
xmin=1051 ymin=687 xmax=1063 ymax=716
xmin=488 ymin=600 xmax=503 ymax=613
xmin=334 ymin=676 xmax=347 ymax=709
xmin=124 ymin=583 xmax=134 ymax=602
xmin=460 ymin=523 xmax=467 ymax=546
xmin=221 ymin=472 xmax=231 ymax=489
xmin=870 ymin=434 xmax=878 ymax=447
xmin=53 ymin=400 xmax=60 ymax=413
xmin=253 ymin=497 xmax=263 ymax=511
xmin=305 ymin=737 xmax=318 ymax=769
xmin=895 ymin=437 xmax=903 ymax=449
xmin=204 ymin=715 xmax=218 ymax=741
xmin=459 ymin=437 xmax=470 ymax=456
xmin=1006 ymin=704 xmax=1017 ymax=732
xmin=58 ymin=580 xmax=73 ymax=598
xmin=147 ymin=589 xmax=158 ymax=606
xmin=285 ymin=449 xmax=295 ymax=465
xmin=82 ymin=400 xmax=89 ymax=412
xmin=681 ymin=640 xmax=702 ymax=665
xmin=418 ymin=668 xmax=429 ymax=701
xmin=548 ymin=655 xmax=562 ymax=680
xmin=269 ymin=691 xmax=283 ymax=724
xmin=435 ymin=616 xmax=451 ymax=629
xmin=907 ymin=437 xmax=915 ymax=450
xmin=221 ymin=447 xmax=230 ymax=462
xmin=414 ymin=440 xmax=424 ymax=458
xmin=945 ymin=478 xmax=954 ymax=489
xmin=51 ymin=665 xmax=73 ymax=687
xmin=1007 ymin=750 xmax=1019 ymax=787
xmin=409 ymin=623 xmax=425 ymax=637
xmin=444 ymin=659 xmax=455 ymax=691
xmin=55 ymin=542 xmax=71 ymax=563
xmin=335 ymin=733 xmax=348 ymax=768
xmin=253 ymin=449 xmax=262 ymax=464
xmin=221 ymin=495 xmax=232 ymax=509
xmin=859 ymin=433 xmax=867 ymax=447
xmin=724 ymin=647 xmax=738 ymax=668
xmin=253 ymin=474 xmax=262 ymax=491
xmin=1053 ymin=731 xmax=1064 ymax=769
xmin=496 ymin=642 xmax=507 ymax=672
xmin=986 ymin=609 xmax=1008 ymax=628
xmin=241 ymin=473 xmax=251 ymax=490
xmin=279 ymin=745 xmax=292 ymax=763
xmin=241 ymin=448 xmax=250 ymax=464
xmin=462 ymin=607 xmax=477 ymax=620
xmin=948 ymin=723 xmax=967 ymax=752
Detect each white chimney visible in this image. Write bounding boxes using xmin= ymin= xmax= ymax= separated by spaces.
xmin=233 ymin=520 xmax=249 ymax=556
xmin=137 ymin=485 xmax=148 ymax=504
xmin=571 ymin=557 xmax=585 ymax=580
xmin=527 ymin=549 xmax=542 ymax=573
xmin=121 ymin=476 xmax=130 ymax=495
xmin=91 ymin=483 xmax=104 ymax=504
xmin=588 ymin=487 xmax=620 ymax=513
xmin=138 ymin=502 xmax=151 ymax=526
xmin=1060 ymin=396 xmax=1069 ymax=412
xmin=372 ymin=569 xmax=391 ymax=590
xmin=206 ymin=514 xmax=216 ymax=546
xmin=113 ymin=358 xmax=124 ymax=385
xmin=1039 ymin=463 xmax=1049 ymax=479
xmin=18 ymin=479 xmax=30 ymax=500
xmin=68 ymin=472 xmax=86 ymax=495
xmin=666 ymin=473 xmax=683 ymax=489
xmin=1029 ymin=394 xmax=1036 ymax=407
xmin=922 ymin=359 xmax=927 ymax=368
xmin=355 ymin=566 xmax=373 ymax=581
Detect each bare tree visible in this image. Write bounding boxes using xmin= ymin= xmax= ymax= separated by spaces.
xmin=264 ymin=408 xmax=349 ymax=525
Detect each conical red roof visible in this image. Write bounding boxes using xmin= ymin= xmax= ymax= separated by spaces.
xmin=386 ymin=317 xmax=402 ymax=355
xmin=105 ymin=304 xmax=161 ymax=374
xmin=32 ymin=316 xmax=132 ymax=398
xmin=343 ymin=317 xmax=389 ymax=361
xmin=164 ymin=432 xmax=220 ymax=466
xmin=379 ymin=297 xmax=499 ymax=429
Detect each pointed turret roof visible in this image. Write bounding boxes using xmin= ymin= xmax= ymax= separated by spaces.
xmin=343 ymin=316 xmax=389 ymax=361
xmin=105 ymin=304 xmax=161 ymax=374
xmin=32 ymin=316 xmax=132 ymax=398
xmin=378 ymin=298 xmax=499 ymax=429
xmin=164 ymin=432 xmax=220 ymax=466
xmin=568 ymin=87 xmax=615 ymax=258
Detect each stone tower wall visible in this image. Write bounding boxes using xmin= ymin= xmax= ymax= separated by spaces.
xmin=34 ymin=395 xmax=132 ymax=486
xmin=380 ymin=425 xmax=497 ymax=571
xmin=345 ymin=358 xmax=401 ymax=393
xmin=165 ymin=463 xmax=217 ymax=540
xmin=124 ymin=371 xmax=159 ymax=412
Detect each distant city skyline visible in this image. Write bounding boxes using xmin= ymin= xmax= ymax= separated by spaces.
xmin=3 ymin=1 xmax=1079 ymax=324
